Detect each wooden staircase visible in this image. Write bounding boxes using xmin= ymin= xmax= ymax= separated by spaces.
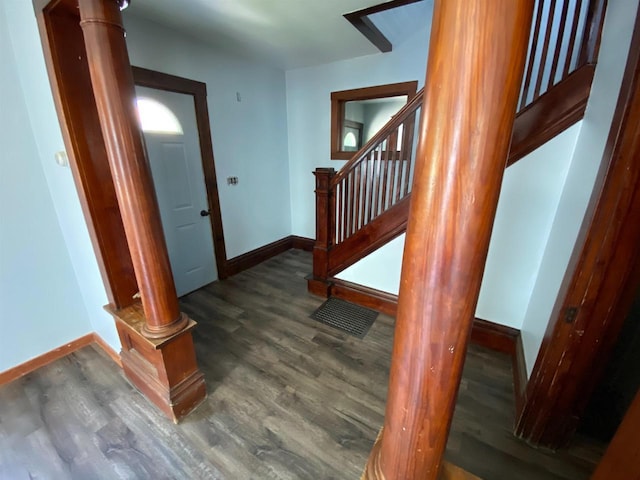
xmin=308 ymin=0 xmax=607 ymax=298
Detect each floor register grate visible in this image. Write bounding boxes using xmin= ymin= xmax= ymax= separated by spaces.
xmin=310 ymin=297 xmax=378 ymax=339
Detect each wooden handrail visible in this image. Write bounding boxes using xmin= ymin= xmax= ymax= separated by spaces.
xmin=331 ymin=89 xmax=424 ymax=186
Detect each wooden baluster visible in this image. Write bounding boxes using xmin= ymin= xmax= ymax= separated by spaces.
xmin=547 ymin=0 xmax=570 ymax=89
xmin=380 ymin=133 xmax=392 ymax=212
xmin=400 ymin=112 xmax=416 ymax=201
xmin=361 ymin=157 xmax=368 ymax=227
xmin=345 ymin=172 xmax=352 ymax=238
xmin=578 ymin=0 xmax=607 ymax=66
xmin=79 ymin=0 xmax=206 ymax=422
xmin=349 ymin=170 xmax=356 ymax=235
xmin=337 ymin=181 xmax=343 ymax=244
xmin=334 ymin=183 xmax=339 ymax=244
xmin=362 ymin=0 xmax=533 ymax=478
xmin=366 ymin=153 xmax=374 ymax=224
xmin=533 ymin=0 xmax=558 ymax=100
xmin=341 ymin=178 xmax=347 ymax=242
xmin=389 ymin=130 xmax=400 ymax=208
xmin=403 ymin=109 xmax=420 ymax=197
xmin=562 ymin=0 xmax=584 ymax=77
xmin=354 ymin=162 xmax=362 ymax=231
xmin=520 ymin=0 xmax=545 ymax=109
xmin=352 ymin=168 xmax=358 ymax=234
xmin=376 ymin=143 xmax=382 ymax=216
xmin=389 ymin=129 xmax=400 ymax=208
xmin=344 ymin=179 xmax=349 ymax=241
xmin=369 ymin=145 xmax=381 ymax=220
xmin=349 ymin=172 xmax=354 ymax=236
xmin=402 ymin=135 xmax=413 ymax=198
xmin=375 ymin=143 xmax=384 ymax=216
xmin=361 ymin=162 xmax=365 ymax=230
xmin=362 ymin=157 xmax=369 ymax=227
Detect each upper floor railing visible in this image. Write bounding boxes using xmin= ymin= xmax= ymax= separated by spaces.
xmin=519 ymin=0 xmax=606 ymax=110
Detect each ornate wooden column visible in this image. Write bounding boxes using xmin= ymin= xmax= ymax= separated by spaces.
xmin=307 ymin=167 xmax=335 ymax=296
xmin=79 ymin=0 xmax=205 ymax=422
xmin=363 ymin=0 xmax=533 ymax=478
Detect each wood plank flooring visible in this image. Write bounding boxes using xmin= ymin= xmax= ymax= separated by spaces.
xmin=0 ymin=250 xmax=604 ymax=479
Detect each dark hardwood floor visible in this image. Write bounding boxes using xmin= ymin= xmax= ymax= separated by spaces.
xmin=0 ymin=250 xmax=603 ymax=479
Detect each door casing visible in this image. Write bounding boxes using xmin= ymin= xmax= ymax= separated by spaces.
xmin=132 ymin=67 xmax=229 ymax=280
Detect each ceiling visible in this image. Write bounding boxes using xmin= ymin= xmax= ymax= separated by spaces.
xmin=124 ymin=0 xmax=390 ymax=70
xmin=370 ymin=1 xmax=433 ymax=49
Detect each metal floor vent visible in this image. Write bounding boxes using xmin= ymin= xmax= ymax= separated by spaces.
xmin=310 ymin=297 xmax=378 ymax=339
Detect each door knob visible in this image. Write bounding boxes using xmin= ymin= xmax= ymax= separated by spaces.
xmin=200 ymin=209 xmax=210 ymax=217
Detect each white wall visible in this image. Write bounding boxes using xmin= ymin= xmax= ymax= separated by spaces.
xmin=476 ymin=124 xmax=580 ymax=328
xmin=337 ymin=235 xmax=406 ymax=294
xmin=123 ymin=14 xmax=292 ymax=260
xmin=521 ymin=0 xmax=640 ymax=376
xmin=0 ymin=2 xmax=93 ymax=372
xmin=3 ymin=0 xmax=119 ymax=353
xmin=344 ymin=102 xmax=365 ymax=124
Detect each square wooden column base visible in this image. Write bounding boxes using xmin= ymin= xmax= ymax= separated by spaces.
xmin=106 ymin=302 xmax=206 ymax=423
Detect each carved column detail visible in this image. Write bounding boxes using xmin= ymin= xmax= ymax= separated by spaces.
xmin=363 ymin=0 xmax=534 ymax=478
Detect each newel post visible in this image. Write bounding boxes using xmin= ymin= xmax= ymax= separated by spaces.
xmin=79 ymin=0 xmax=206 ymax=422
xmin=363 ymin=0 xmax=533 ymax=479
xmin=307 ymin=167 xmax=336 ymax=296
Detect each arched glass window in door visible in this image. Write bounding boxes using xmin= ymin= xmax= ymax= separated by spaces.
xmin=135 ymin=97 xmax=183 ymax=134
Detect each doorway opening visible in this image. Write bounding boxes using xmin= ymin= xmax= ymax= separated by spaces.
xmin=132 ymin=67 xmax=229 ymax=284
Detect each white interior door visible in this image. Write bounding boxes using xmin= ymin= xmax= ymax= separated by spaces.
xmin=136 ymin=86 xmax=217 ymax=296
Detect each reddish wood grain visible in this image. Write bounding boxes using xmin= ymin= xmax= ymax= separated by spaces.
xmin=508 ymin=65 xmax=594 ymax=165
xmin=363 ymin=0 xmax=534 ymax=478
xmin=312 ymin=168 xmax=335 ymax=282
xmin=34 ymin=1 xmax=137 ymax=308
xmin=516 ymin=6 xmax=640 ymax=446
xmin=79 ymin=0 xmax=186 ymax=338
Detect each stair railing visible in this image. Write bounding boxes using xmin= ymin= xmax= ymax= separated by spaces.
xmin=309 ymin=0 xmax=607 ymax=296
xmin=332 ymin=91 xmax=424 ymax=246
xmin=308 ymin=93 xmax=423 ymax=295
xmin=519 ymin=0 xmax=606 ymax=110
